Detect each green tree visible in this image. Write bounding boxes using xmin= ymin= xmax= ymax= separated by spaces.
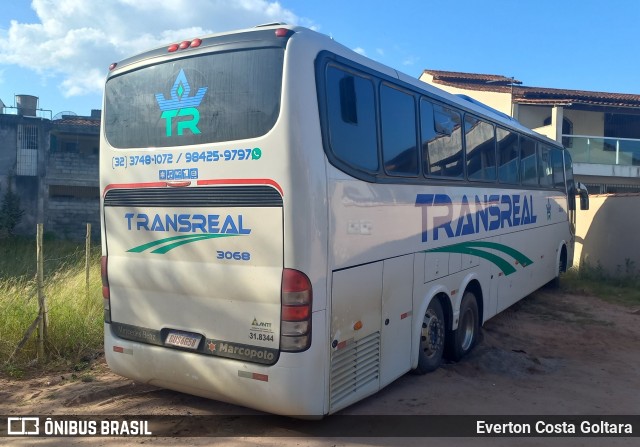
xmin=0 ymin=178 xmax=25 ymax=236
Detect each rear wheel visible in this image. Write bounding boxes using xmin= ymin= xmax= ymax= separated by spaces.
xmin=412 ymin=298 xmax=445 ymax=375
xmin=445 ymin=291 xmax=479 ymax=362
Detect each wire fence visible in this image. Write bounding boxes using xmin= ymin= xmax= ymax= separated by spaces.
xmin=6 ymin=223 xmax=93 ymax=364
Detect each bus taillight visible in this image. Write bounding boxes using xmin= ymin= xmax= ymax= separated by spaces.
xmin=101 ymin=256 xmax=111 ymax=323
xmin=280 ymin=269 xmax=312 ymax=352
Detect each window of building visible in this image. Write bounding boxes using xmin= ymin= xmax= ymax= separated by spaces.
xmin=16 ymin=125 xmax=38 ymax=176
xmin=497 ymin=127 xmax=519 ymax=184
xmin=465 ymin=115 xmax=496 ymax=182
xmin=326 ymin=65 xmax=378 ymax=172
xmin=381 ymin=84 xmax=418 ymax=176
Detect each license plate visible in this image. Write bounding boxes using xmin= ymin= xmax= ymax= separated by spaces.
xmin=165 ymin=331 xmax=202 ymax=350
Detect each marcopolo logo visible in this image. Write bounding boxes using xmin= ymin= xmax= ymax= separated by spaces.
xmin=155 ymin=69 xmax=207 ymax=137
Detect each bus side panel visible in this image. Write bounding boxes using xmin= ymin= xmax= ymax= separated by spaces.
xmin=380 ymin=254 xmax=414 ymax=386
xmin=329 ymin=262 xmax=382 ymax=413
xmin=496 ymin=191 xmax=570 ymax=312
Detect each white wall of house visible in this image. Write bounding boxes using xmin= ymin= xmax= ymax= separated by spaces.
xmin=419 ymin=73 xmax=513 ymax=115
xmin=575 ymin=194 xmax=640 ymax=275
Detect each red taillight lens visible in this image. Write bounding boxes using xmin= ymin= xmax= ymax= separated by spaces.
xmin=282 ymin=305 xmax=310 ymax=321
xmin=275 ymin=28 xmax=289 ymax=38
xmin=281 ymin=269 xmax=312 ymax=352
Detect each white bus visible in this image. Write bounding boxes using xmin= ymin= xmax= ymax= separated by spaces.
xmin=100 ymin=24 xmax=589 ymax=417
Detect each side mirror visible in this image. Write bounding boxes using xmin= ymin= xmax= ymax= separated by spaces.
xmin=576 ymin=182 xmax=589 ymax=210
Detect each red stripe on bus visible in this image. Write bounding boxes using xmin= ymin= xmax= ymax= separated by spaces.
xmin=252 ymin=373 xmax=269 ymax=382
xmin=103 ymin=179 xmax=284 ymax=196
xmin=103 ymin=182 xmax=168 ymax=196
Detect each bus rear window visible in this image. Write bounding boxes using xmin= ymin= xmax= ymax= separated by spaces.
xmin=104 ymin=47 xmax=284 ymax=148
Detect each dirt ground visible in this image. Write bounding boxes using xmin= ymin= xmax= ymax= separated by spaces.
xmin=1 ymin=289 xmax=639 ymax=446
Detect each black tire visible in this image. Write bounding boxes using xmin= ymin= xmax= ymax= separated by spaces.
xmin=445 ymin=291 xmax=479 ymax=362
xmin=412 ymin=298 xmax=445 ymax=375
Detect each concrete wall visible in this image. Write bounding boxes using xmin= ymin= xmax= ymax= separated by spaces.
xmin=0 ymin=113 xmax=98 ymax=239
xmin=0 ymin=115 xmax=50 ymax=235
xmin=45 ymin=152 xmax=99 ymax=239
xmin=575 ymin=194 xmax=640 ymax=275
xmin=45 ymin=197 xmax=100 ymax=240
xmin=47 ymin=152 xmax=99 ymax=184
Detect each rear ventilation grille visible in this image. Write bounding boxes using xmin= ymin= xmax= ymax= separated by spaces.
xmin=330 ymin=332 xmax=380 ymax=409
xmin=104 ymin=185 xmax=282 ymax=207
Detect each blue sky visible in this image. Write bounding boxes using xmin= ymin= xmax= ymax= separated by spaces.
xmin=1 ymin=0 xmax=639 ymax=117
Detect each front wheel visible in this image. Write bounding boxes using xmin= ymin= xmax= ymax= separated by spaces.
xmin=412 ymin=298 xmax=445 ymax=375
xmin=445 ymin=291 xmax=479 ymax=362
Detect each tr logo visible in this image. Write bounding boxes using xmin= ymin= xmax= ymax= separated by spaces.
xmin=155 ymin=69 xmax=207 ymax=137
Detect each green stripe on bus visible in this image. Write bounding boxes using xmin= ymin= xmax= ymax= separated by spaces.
xmin=426 ymin=245 xmax=517 ymax=276
xmin=458 ymin=241 xmax=534 ymax=267
xmin=425 ymin=242 xmax=533 ymax=276
xmin=127 ymin=233 xmax=237 ymax=254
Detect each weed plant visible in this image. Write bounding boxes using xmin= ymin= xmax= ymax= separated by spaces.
xmin=0 ymin=238 xmax=103 ymax=377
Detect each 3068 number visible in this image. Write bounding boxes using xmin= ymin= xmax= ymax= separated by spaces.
xmin=216 ymin=251 xmax=251 ymax=261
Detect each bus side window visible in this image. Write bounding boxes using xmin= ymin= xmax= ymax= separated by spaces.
xmin=497 ymin=127 xmax=519 ymax=184
xmin=426 ymin=103 xmax=463 ymax=178
xmin=381 ymin=84 xmax=418 ymax=176
xmin=538 ymin=145 xmax=553 ymax=187
xmin=465 ymin=115 xmax=496 ymax=182
xmin=520 ymin=136 xmax=538 ymax=186
xmin=549 ymin=147 xmax=565 ymax=188
xmin=326 ymin=66 xmax=378 ymax=172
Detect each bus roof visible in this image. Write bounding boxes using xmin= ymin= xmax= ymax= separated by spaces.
xmin=108 ymin=23 xmax=563 ymax=149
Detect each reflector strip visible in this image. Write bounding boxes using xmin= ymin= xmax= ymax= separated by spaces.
xmin=113 ymin=346 xmax=133 ymax=355
xmin=400 ymin=311 xmax=413 ymax=320
xmin=238 ymin=370 xmax=269 ymax=382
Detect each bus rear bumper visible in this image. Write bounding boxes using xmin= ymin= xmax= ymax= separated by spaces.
xmin=104 ymin=311 xmax=327 ymax=417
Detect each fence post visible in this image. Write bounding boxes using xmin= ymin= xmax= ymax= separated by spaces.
xmin=36 ymin=223 xmax=48 ymax=362
xmin=86 ymin=223 xmax=91 ymax=299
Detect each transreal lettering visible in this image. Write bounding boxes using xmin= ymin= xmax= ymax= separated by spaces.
xmin=124 ymin=213 xmax=251 ymax=234
xmin=416 ymin=194 xmax=538 ymax=242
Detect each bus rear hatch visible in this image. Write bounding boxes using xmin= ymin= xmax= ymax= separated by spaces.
xmin=102 ymin=185 xmax=283 ymax=364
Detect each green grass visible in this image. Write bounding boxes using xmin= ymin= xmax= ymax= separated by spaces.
xmin=561 ymin=262 xmax=640 ymax=307
xmin=0 ymin=237 xmax=103 ymax=377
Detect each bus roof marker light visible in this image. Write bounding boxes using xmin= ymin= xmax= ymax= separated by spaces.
xmin=275 ymin=28 xmax=289 ymax=38
xmin=179 ymin=40 xmax=191 ymax=50
xmin=190 ymin=38 xmax=202 ymax=48
xmin=168 ymin=43 xmax=179 ymax=52
xmin=108 ymin=62 xmax=117 ymax=71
